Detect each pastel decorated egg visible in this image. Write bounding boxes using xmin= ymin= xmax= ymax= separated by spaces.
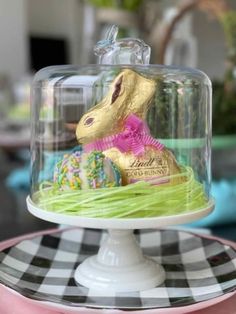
xmin=54 ymin=150 xmax=121 ymax=190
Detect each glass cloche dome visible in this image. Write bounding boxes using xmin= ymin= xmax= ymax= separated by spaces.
xmin=29 ymin=26 xmax=213 ymax=220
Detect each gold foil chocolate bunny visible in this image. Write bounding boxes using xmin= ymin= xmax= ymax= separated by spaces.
xmin=76 ymin=69 xmax=156 ymax=143
xmin=76 ymin=26 xmax=182 ymax=186
xmin=76 ymin=69 xmax=181 ymax=185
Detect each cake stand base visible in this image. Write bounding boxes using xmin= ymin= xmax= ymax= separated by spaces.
xmin=75 ymin=229 xmax=165 ymax=292
xmin=27 ymin=196 xmax=215 ymax=293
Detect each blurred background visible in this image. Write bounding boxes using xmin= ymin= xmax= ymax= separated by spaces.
xmin=0 ymin=0 xmax=236 ymax=240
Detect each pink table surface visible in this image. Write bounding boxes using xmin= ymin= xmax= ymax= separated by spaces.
xmin=0 ymin=228 xmax=235 ymax=314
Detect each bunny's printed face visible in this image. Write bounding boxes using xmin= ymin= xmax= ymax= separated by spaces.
xmin=76 ymin=69 xmax=156 ymax=144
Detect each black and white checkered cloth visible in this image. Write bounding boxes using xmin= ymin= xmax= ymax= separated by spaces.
xmin=0 ymin=228 xmax=235 ymax=310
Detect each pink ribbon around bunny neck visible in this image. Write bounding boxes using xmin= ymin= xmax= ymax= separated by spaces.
xmin=84 ymin=114 xmax=164 ymax=156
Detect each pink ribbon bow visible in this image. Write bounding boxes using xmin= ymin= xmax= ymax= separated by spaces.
xmin=84 ymin=114 xmax=164 ymax=156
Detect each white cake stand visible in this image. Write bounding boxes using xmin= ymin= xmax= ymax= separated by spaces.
xmin=27 ymin=196 xmax=214 ymax=293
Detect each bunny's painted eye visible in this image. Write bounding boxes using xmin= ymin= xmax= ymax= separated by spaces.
xmin=84 ymin=117 xmax=94 ymax=126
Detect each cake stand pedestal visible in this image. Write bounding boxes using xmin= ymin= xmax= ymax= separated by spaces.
xmin=76 ymin=229 xmax=165 ymax=291
xmin=27 ymin=196 xmax=214 ymax=292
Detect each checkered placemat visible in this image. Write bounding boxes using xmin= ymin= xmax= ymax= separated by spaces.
xmin=0 ymin=228 xmax=235 ymax=310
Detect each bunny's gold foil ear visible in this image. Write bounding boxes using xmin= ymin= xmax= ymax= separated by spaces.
xmin=76 ymin=69 xmax=156 ymax=144
xmin=111 ymin=76 xmax=123 ymax=104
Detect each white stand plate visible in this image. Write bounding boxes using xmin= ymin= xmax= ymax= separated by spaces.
xmin=27 ymin=197 xmax=214 ymax=230
xmin=27 ymin=196 xmax=214 ymax=292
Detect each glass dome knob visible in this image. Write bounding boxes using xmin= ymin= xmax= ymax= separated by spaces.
xmin=94 ymin=25 xmax=151 ymax=65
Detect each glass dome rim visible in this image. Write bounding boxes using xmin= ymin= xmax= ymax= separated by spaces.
xmin=33 ymin=64 xmax=212 ymax=87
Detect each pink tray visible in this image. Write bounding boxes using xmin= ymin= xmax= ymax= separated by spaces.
xmin=0 ymin=228 xmax=235 ymax=314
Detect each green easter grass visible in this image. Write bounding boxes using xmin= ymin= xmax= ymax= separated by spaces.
xmin=34 ymin=166 xmax=208 ymax=218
